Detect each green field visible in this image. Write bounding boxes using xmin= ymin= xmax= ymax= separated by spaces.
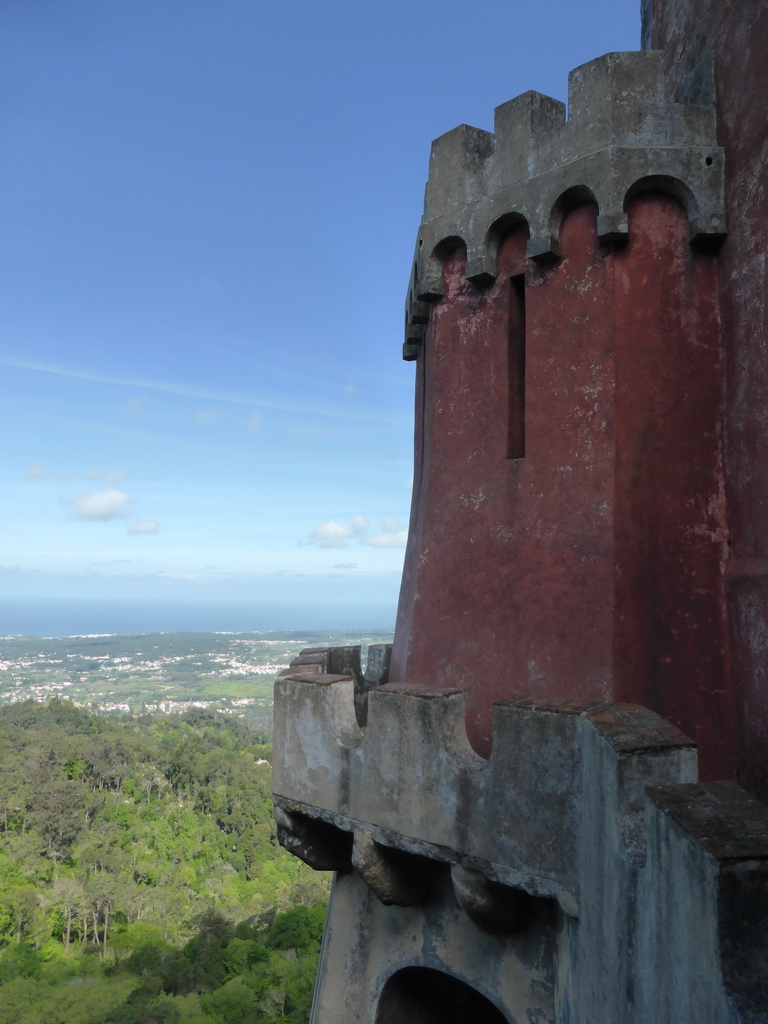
xmin=203 ymin=679 xmax=276 ymax=699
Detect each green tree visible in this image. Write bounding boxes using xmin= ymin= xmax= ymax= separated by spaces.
xmin=265 ymin=905 xmax=325 ymax=953
xmin=201 ymin=977 xmax=260 ymax=1024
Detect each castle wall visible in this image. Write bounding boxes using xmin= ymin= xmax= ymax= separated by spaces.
xmin=646 ymin=0 xmax=768 ymax=796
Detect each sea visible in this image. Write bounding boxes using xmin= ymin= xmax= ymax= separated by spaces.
xmin=0 ymin=597 xmax=396 ymax=639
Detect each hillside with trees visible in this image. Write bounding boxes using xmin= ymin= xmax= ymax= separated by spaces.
xmin=0 ymin=699 xmax=329 ymax=1023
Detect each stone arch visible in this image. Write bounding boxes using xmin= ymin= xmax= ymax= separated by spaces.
xmin=465 ymin=212 xmax=530 ymax=286
xmin=432 ymin=234 xmax=467 ymax=262
xmin=623 ymin=174 xmax=700 ymax=233
xmin=374 ymin=966 xmax=511 ymax=1024
xmin=548 ymin=184 xmax=599 ymax=253
xmin=417 ymin=235 xmax=468 ymax=301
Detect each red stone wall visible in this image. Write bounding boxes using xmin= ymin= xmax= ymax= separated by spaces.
xmin=650 ymin=0 xmax=768 ymax=794
xmin=393 ymin=196 xmax=732 ymax=777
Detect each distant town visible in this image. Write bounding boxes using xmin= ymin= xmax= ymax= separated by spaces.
xmin=0 ymin=628 xmax=394 ymax=729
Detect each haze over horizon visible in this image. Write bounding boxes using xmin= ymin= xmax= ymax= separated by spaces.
xmin=1 ymin=0 xmax=638 ymax=627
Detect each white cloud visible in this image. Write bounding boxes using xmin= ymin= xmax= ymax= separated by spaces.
xmin=362 ymin=516 xmax=408 ymax=548
xmin=305 ymin=518 xmax=368 ymax=548
xmin=24 ymin=462 xmax=47 ymax=480
xmin=128 ymin=520 xmax=160 ymax=535
xmin=68 ymin=489 xmax=132 ymax=521
xmin=304 ymin=515 xmax=407 ymax=549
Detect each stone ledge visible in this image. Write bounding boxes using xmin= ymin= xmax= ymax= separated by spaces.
xmin=278 ymin=670 xmax=355 ymax=685
xmin=502 ymin=696 xmax=694 ymax=753
xmin=273 ymin=794 xmax=573 ymax=917
xmin=648 ymin=781 xmax=768 ymax=860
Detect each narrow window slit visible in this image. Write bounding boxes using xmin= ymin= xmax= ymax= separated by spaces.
xmin=507 ymin=273 xmax=526 ymax=459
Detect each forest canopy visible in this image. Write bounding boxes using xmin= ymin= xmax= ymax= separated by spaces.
xmin=0 ymin=699 xmax=329 ymax=1024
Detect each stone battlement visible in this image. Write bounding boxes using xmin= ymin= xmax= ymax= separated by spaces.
xmin=405 ymin=49 xmax=725 ymax=356
xmin=273 ymin=664 xmax=696 ymax=915
xmin=272 ymin=658 xmax=768 ymax=1020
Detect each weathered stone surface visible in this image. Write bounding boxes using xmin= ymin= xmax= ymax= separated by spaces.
xmin=450 ymin=865 xmax=540 ymax=935
xmin=311 ymin=866 xmax=559 ymax=1024
xmin=351 ymin=832 xmax=430 ymax=907
xmin=281 ymin=645 xmax=391 ymax=727
xmin=648 ymin=781 xmax=768 ymax=860
xmin=273 ymin=805 xmax=353 ymax=872
xmin=274 ymin=672 xmax=768 ymax=1022
xmin=273 ymin=675 xmax=697 ymax=916
xmin=405 ymin=48 xmax=724 ymax=327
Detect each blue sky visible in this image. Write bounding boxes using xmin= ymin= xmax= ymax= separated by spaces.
xmin=0 ymin=0 xmax=638 ymax=625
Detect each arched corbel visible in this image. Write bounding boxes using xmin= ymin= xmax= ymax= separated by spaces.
xmin=274 ymin=805 xmax=353 ymax=872
xmin=451 ymin=864 xmax=541 ymax=934
xmin=416 ymin=235 xmax=466 ymax=302
xmin=532 ymin=184 xmax=599 ymax=262
xmin=352 ymin=831 xmax=431 ymax=906
xmin=466 ymin=212 xmax=530 ymax=287
xmin=623 ymin=173 xmax=725 ymax=249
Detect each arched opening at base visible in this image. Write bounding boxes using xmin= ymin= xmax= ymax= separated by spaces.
xmin=375 ymin=966 xmax=510 ymax=1024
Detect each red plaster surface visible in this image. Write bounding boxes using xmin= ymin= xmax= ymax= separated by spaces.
xmin=393 ymin=198 xmax=733 ymax=776
xmin=613 ymin=196 xmax=732 ymax=778
xmin=652 ymin=0 xmax=768 ymax=794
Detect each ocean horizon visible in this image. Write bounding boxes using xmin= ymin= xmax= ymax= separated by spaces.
xmin=0 ymin=597 xmax=396 ymax=639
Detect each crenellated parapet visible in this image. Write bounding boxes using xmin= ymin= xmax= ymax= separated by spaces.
xmin=273 ymin=665 xmax=696 ymax=916
xmin=404 ymin=49 xmax=725 ymax=357
xmin=273 ymin=661 xmax=768 ymax=1021
xmin=276 ymin=642 xmax=391 ymax=726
